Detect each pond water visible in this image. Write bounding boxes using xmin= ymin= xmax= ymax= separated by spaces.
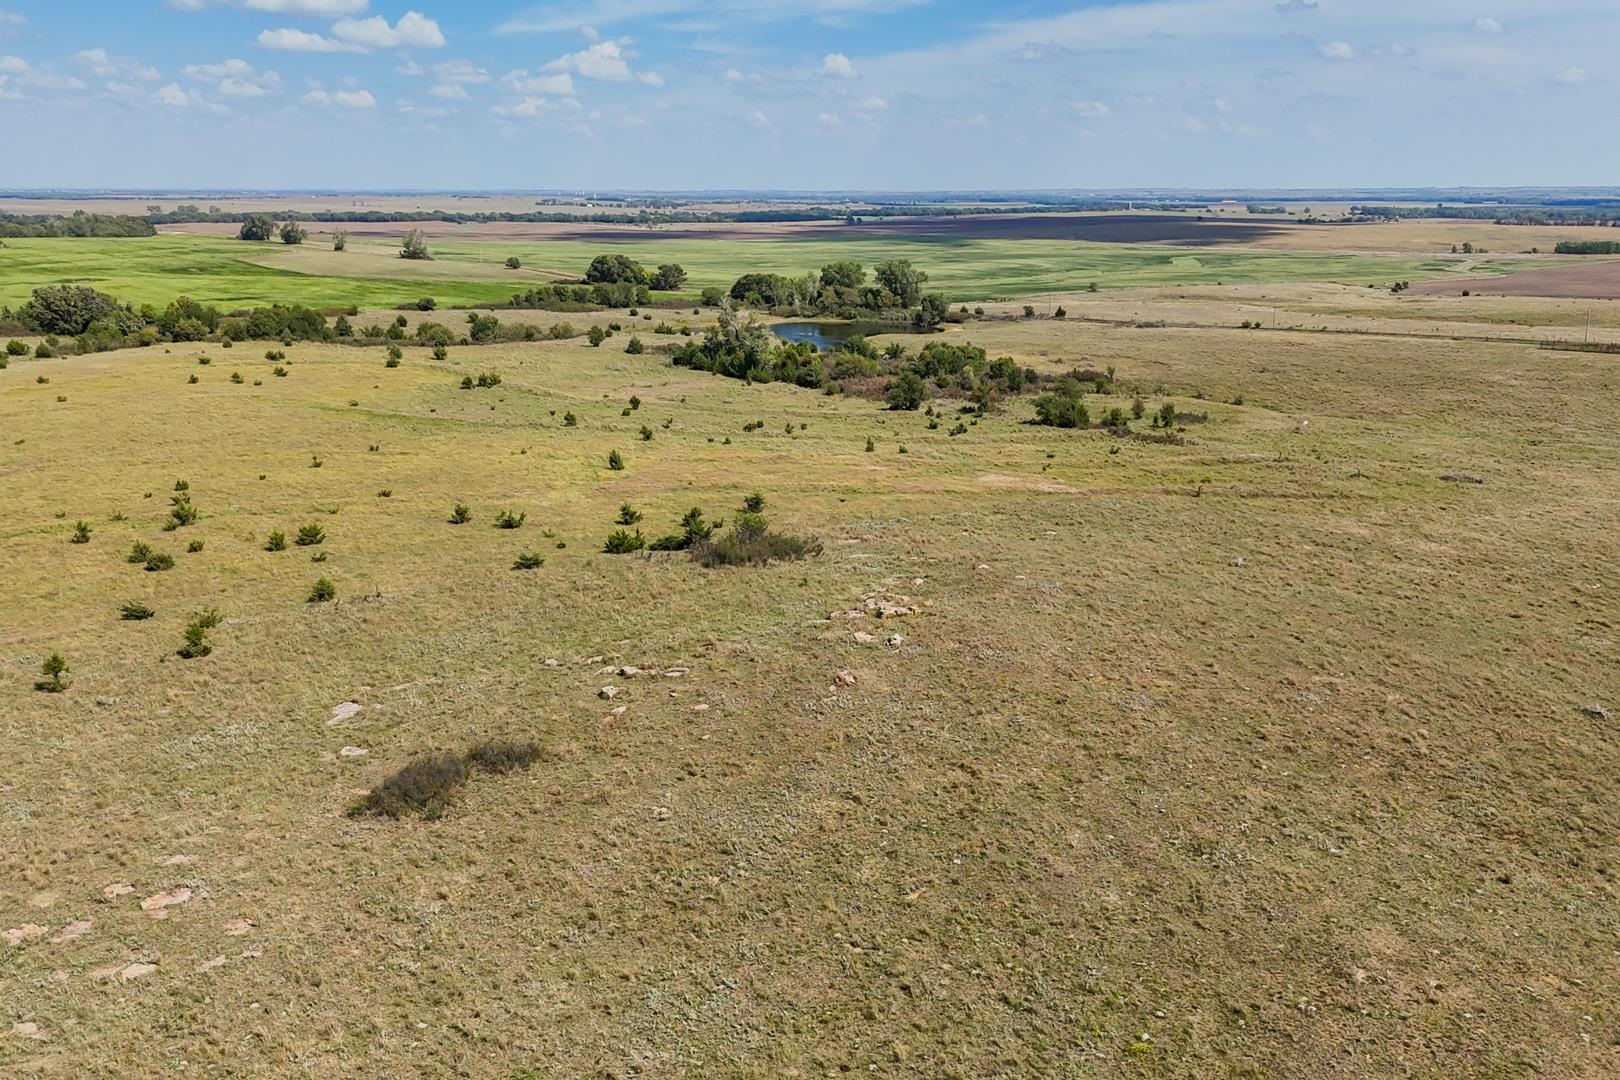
xmin=770 ymin=321 xmax=923 ymax=351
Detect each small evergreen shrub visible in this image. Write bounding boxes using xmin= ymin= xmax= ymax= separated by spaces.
xmin=603 ymin=528 xmax=645 ymax=554
xmin=494 ymin=509 xmax=526 ymax=529
xmin=144 ymin=551 xmax=176 ymax=572
xmin=625 ymin=336 xmax=645 ymax=355
xmin=308 ymin=577 xmax=336 ymax=603
xmin=616 ymin=503 xmax=643 ymax=525
xmin=296 ymin=523 xmax=326 ymax=546
xmin=187 ymin=539 xmax=204 ymax=553
xmin=128 ymin=541 xmax=153 ymax=564
xmin=176 ymin=621 xmax=211 ymax=659
xmin=512 ymin=552 xmax=544 ymax=570
xmin=34 ymin=652 xmax=69 ymax=693
xmin=71 ymin=520 xmax=92 ymax=544
xmin=120 ymin=601 xmax=155 ymax=621
xmin=449 ymin=503 xmax=472 ymax=525
xmin=640 ymin=425 xmax=653 ymax=441
xmin=563 ymin=411 xmax=578 ymax=427
xmin=607 ymin=450 xmax=625 ymax=470
xmin=741 ymin=492 xmax=766 ymax=513
xmin=266 ymin=530 xmax=288 ymax=551
xmin=464 ymin=740 xmax=543 ymax=774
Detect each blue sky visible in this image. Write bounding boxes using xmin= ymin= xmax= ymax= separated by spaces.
xmin=0 ymin=0 xmax=1610 ymax=190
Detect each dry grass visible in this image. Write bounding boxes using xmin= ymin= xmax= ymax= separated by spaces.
xmin=1 ymin=290 xmax=1617 ymax=1076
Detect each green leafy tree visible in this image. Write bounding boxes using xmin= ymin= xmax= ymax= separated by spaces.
xmin=400 ymin=229 xmax=432 ymax=261
xmin=651 ymin=263 xmax=687 ymax=290
xmin=875 ymin=260 xmax=928 ymax=307
xmin=279 ymin=221 xmax=307 ymax=245
xmin=238 ymin=214 xmax=275 ymax=241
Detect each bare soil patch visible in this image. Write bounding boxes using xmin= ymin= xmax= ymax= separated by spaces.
xmin=1408 ymin=259 xmax=1620 ymax=299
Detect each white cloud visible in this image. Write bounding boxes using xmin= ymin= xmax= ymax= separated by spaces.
xmin=855 ymin=95 xmax=886 ymax=110
xmin=1318 ymin=41 xmax=1354 ymax=60
xmin=154 ymin=82 xmax=190 ymax=106
xmin=301 ymin=87 xmax=376 ymax=107
xmin=257 ymin=28 xmax=365 ymax=52
xmin=544 ymin=39 xmax=653 ymax=82
xmin=433 ymin=59 xmax=489 ymax=83
xmin=1555 ymin=66 xmax=1586 ymax=84
xmin=74 ymin=48 xmax=160 ymax=82
xmin=1071 ymin=99 xmax=1108 ymax=117
xmin=492 ymin=94 xmax=577 ymax=117
xmin=820 ymin=51 xmax=855 ymax=77
xmin=817 ymin=111 xmax=840 ymax=125
xmin=0 ymin=9 xmax=25 ymax=25
xmin=429 ymin=82 xmax=467 ymax=98
xmin=0 ymin=54 xmax=25 ymax=72
xmin=185 ymin=58 xmax=281 ymax=96
xmin=332 ymin=11 xmax=445 ymax=50
xmin=1213 ymin=97 xmax=1233 ymax=113
xmin=503 ymin=70 xmax=576 ymax=96
xmin=746 ymin=108 xmax=768 ymax=128
xmin=0 ymin=56 xmax=87 ymax=91
xmin=1472 ymin=17 xmax=1503 ymax=33
xmin=395 ymin=60 xmax=423 ymax=75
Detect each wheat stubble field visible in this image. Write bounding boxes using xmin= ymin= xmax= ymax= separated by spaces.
xmin=2 ymin=228 xmax=1619 ymax=1077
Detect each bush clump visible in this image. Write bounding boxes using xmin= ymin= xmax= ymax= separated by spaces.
xmin=464 ymin=740 xmax=544 ymax=774
xmin=349 ymin=753 xmax=466 ymax=820
xmin=308 ymin=577 xmax=336 ymax=603
xmin=120 ymin=600 xmax=155 ymax=621
xmin=34 ymin=652 xmax=70 ymax=693
xmin=296 ymin=523 xmax=326 ymax=547
xmin=449 ymin=503 xmax=472 ymax=525
xmin=494 ymin=509 xmax=526 ymax=529
xmin=602 ymin=528 xmax=646 ymax=554
xmin=512 ymin=552 xmax=544 ymax=570
xmin=266 ymin=530 xmax=288 ymax=552
xmin=690 ymin=511 xmax=821 ymax=568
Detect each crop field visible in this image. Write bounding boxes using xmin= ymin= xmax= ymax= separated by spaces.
xmin=0 ymin=231 xmax=1544 ymax=311
xmin=3 ymin=279 xmax=1618 ymax=1076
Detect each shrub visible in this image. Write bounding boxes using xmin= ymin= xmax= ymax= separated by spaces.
xmin=648 ymin=506 xmax=718 ymax=551
xmin=449 ymin=503 xmax=472 ymax=525
xmin=295 ymin=523 xmax=326 ymax=547
xmin=587 ymin=325 xmax=607 ymax=347
xmin=349 ymin=753 xmax=466 ymax=820
xmin=639 ymin=425 xmax=653 ymax=441
xmin=628 ymin=395 xmax=641 ymax=410
xmin=120 ymin=600 xmax=155 ymax=621
xmin=308 ymin=577 xmax=336 ymax=603
xmin=144 ymin=551 xmax=176 ymax=572
xmin=34 ymin=343 xmax=53 ymax=359
xmin=188 ymin=374 xmax=200 ymax=384
xmin=34 ymin=652 xmax=69 ymax=693
xmin=563 ymin=411 xmax=578 ymax=427
xmin=865 ymin=436 xmax=876 ymax=452
xmin=616 ymin=503 xmax=643 ymax=525
xmin=71 ymin=520 xmax=92 ymax=544
xmin=607 ymin=450 xmax=625 ymax=471
xmin=464 ymin=740 xmax=544 ymax=774
xmin=512 ymin=552 xmax=544 ymax=570
xmin=266 ymin=530 xmax=288 ymax=551
xmin=176 ymin=620 xmax=212 ymax=659
xmin=187 ymin=539 xmax=204 ymax=553
xmin=625 ymin=336 xmax=645 ymax=355
xmin=494 ymin=509 xmax=526 ymax=529
xmin=273 ymin=366 xmax=288 ymax=377
xmin=400 ymin=229 xmax=432 ymax=261
xmin=741 ymin=491 xmax=766 ymax=514
xmin=230 ymin=371 xmax=244 ymax=384
xmin=505 ymin=256 xmax=522 ymax=269
xmin=602 ymin=528 xmax=646 ymax=554
xmin=164 ymin=494 xmax=198 ymax=530
xmin=1054 ymin=306 xmax=1067 ymax=318
xmin=691 ymin=527 xmax=822 ymax=568
xmin=5 ymin=339 xmax=28 ymax=356
xmin=886 ymin=370 xmax=928 ymax=411
xmin=128 ymin=540 xmax=153 ymax=564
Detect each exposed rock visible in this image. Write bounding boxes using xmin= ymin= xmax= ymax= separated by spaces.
xmin=853 ymin=631 xmax=878 ymax=645
xmin=1580 ymin=703 xmax=1612 ymax=722
xmin=885 ymin=634 xmax=904 ymax=648
xmin=339 ymin=746 xmax=368 ymax=758
xmin=140 ymin=887 xmax=192 ymax=916
xmin=100 ymin=883 xmax=135 ymax=902
xmin=690 ymin=703 xmax=710 ymax=712
xmin=157 ymin=854 xmax=194 ymax=867
xmin=598 ymin=686 xmax=622 ymax=700
xmin=329 ymin=701 xmax=363 ymax=725
xmin=223 ymin=918 xmax=254 ymax=936
xmin=11 ymin=1022 xmax=45 ymax=1040
xmin=616 ymin=666 xmax=644 ymax=677
xmin=834 ymin=669 xmax=857 ymax=687
xmin=196 ymin=955 xmax=228 ymax=974
xmin=49 ymin=920 xmax=92 ymax=945
xmin=2 ymin=924 xmax=47 ymax=946
xmin=662 ymin=667 xmax=689 ymax=678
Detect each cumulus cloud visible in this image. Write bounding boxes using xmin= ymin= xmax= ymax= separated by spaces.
xmin=1472 ymin=17 xmax=1503 ymax=33
xmin=74 ymin=48 xmax=160 ymax=82
xmin=433 ymin=59 xmax=489 ymax=83
xmin=1318 ymin=41 xmax=1354 ymax=60
xmin=0 ymin=56 xmax=86 ymax=91
xmin=1071 ymin=99 xmax=1109 ymax=117
xmin=301 ymin=87 xmax=376 ymax=107
xmin=855 ymin=95 xmax=886 ymax=110
xmin=544 ymin=39 xmax=656 ymax=84
xmin=429 ymin=82 xmax=467 ymax=98
xmin=492 ymin=95 xmax=578 ymax=117
xmin=820 ymin=51 xmax=855 ymax=77
xmin=185 ymin=58 xmax=281 ymax=96
xmin=1555 ymin=66 xmax=1587 ymax=84
xmin=257 ymin=28 xmax=365 ymax=52
xmin=502 ymin=70 xmax=576 ymax=96
xmin=332 ymin=11 xmax=446 ymax=49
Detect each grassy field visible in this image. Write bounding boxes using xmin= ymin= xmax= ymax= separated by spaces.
xmin=2 ymin=285 xmax=1617 ymax=1076
xmin=0 ymin=231 xmax=1539 ymax=311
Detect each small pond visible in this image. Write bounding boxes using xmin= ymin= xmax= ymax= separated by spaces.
xmin=770 ymin=321 xmax=926 ymax=351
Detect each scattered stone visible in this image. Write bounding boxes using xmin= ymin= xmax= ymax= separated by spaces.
xmin=616 ymin=666 xmax=644 ymax=677
xmin=329 ymin=701 xmax=363 ymax=725
xmin=2 ymin=924 xmax=47 ymax=946
xmin=834 ymin=669 xmax=857 ymax=687
xmin=608 ymin=705 xmax=627 ymax=717
xmin=101 ymin=883 xmax=135 ymax=902
xmin=598 ymin=686 xmax=622 ymax=700
xmin=662 ymin=667 xmax=689 ymax=677
xmin=339 ymin=746 xmax=368 ymax=758
xmin=239 ymin=947 xmax=262 ymax=960
xmin=885 ymin=634 xmax=904 ymax=648
xmin=690 ymin=703 xmax=710 ymax=712
xmin=140 ymin=887 xmax=192 ymax=917
xmin=118 ymin=962 xmax=157 ymax=981
xmin=830 ymin=608 xmax=867 ymax=621
xmin=1233 ymin=555 xmax=1246 ymax=567
xmin=1580 ymin=703 xmax=1612 ymax=722
xmin=583 ymin=655 xmax=604 ymax=665
xmin=651 ymin=806 xmax=671 ymax=821
xmin=853 ymin=631 xmax=878 ymax=645
xmin=196 ymin=955 xmax=228 ymax=974
xmin=49 ymin=920 xmax=92 ymax=945
xmin=543 ymin=658 xmax=561 ymax=668
xmin=223 ymin=918 xmax=254 ymax=936
xmin=157 ymin=854 xmax=194 ymax=867
xmin=11 ymin=1022 xmax=44 ymax=1041
xmin=1440 ymin=471 xmax=1485 ymax=485
xmin=976 ymin=563 xmax=990 ymax=571
xmin=27 ymin=891 xmax=58 ymax=909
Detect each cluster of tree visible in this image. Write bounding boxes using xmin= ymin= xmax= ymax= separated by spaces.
xmin=671 ymin=305 xmax=1034 ymax=408
xmin=508 ymin=281 xmax=651 ymax=311
xmin=10 ymin=284 xmax=340 ymax=354
xmin=1553 ymin=240 xmax=1620 ymax=255
xmin=584 ymin=254 xmax=687 ymax=291
xmin=1350 ymin=205 xmax=1620 ymax=226
xmin=1246 ymin=205 xmax=1288 ymax=215
xmin=0 ymin=212 xmax=156 ymax=238
xmin=726 ymin=259 xmax=946 ymax=326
